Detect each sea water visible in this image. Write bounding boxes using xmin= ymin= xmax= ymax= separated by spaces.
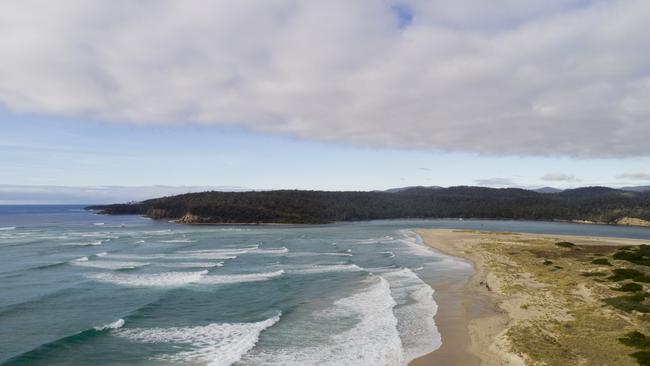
xmin=1 ymin=205 xmax=650 ymax=365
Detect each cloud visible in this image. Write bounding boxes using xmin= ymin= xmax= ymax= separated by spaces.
xmin=418 ymin=167 xmax=431 ymax=171
xmin=474 ymin=178 xmax=516 ymax=187
xmin=617 ymin=172 xmax=650 ymax=181
xmin=0 ymin=185 xmax=247 ymax=204
xmin=541 ymin=173 xmax=579 ymax=182
xmin=1 ymin=1 xmax=650 ymax=157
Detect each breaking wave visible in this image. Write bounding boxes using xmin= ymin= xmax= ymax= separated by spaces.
xmin=94 ymin=318 xmax=125 ymax=331
xmin=243 ymin=278 xmax=404 ymax=365
xmin=71 ymin=260 xmax=150 ymax=270
xmin=200 ymin=270 xmax=285 ymax=285
xmin=86 ymin=270 xmax=208 ymax=287
xmin=285 ymin=264 xmax=363 ymax=275
xmin=114 ymin=313 xmax=281 ymax=366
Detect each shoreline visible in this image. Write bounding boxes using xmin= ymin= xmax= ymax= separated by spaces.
xmin=415 ymin=229 xmax=650 ymax=365
xmin=412 ymin=229 xmax=515 ymax=365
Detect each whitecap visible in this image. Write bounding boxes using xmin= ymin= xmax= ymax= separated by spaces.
xmin=160 ymin=239 xmax=198 ymax=243
xmin=72 ymin=260 xmax=150 ymax=270
xmin=249 ymin=247 xmax=289 ymax=255
xmin=95 ymin=252 xmax=108 ymax=257
xmin=93 ymin=223 xmax=105 ymax=226
xmin=72 ymin=256 xmax=89 ymax=262
xmin=95 ymin=318 xmax=125 ymax=331
xmin=383 ymin=268 xmax=441 ymax=363
xmin=0 ymin=226 xmax=16 ymax=231
xmin=381 ymin=251 xmax=396 ymax=258
xmin=200 ymin=270 xmax=285 ymax=285
xmin=158 ymin=262 xmax=224 ymax=269
xmin=243 ymin=278 xmax=403 ymax=365
xmin=285 ymin=264 xmax=363 ymax=275
xmin=287 ymin=252 xmax=352 ymax=257
xmin=86 ymin=270 xmax=208 ymax=287
xmin=115 ymin=314 xmax=280 ymax=366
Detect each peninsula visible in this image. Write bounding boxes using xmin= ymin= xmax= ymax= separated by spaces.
xmin=88 ymin=186 xmax=650 ymax=226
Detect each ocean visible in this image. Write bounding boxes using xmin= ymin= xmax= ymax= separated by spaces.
xmin=2 ymin=205 xmax=650 ymax=365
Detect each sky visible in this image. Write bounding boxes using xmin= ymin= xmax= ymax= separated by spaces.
xmin=1 ymin=0 xmax=650 ymax=203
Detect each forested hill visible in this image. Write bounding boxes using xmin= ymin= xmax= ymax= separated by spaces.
xmin=86 ymin=186 xmax=650 ymax=225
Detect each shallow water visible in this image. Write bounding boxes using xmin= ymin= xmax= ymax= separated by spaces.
xmin=1 ymin=206 xmax=649 ymax=365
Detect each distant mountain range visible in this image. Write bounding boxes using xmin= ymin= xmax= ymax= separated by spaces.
xmin=89 ymin=186 xmax=650 ymax=226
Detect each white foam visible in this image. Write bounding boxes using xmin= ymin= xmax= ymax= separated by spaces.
xmin=381 ymin=251 xmax=396 ymax=258
xmin=115 ymin=314 xmax=280 ymax=366
xmin=243 ymin=278 xmax=404 ymax=365
xmin=159 ymin=262 xmax=224 ymax=269
xmin=95 ymin=252 xmax=108 ymax=257
xmin=160 ymin=239 xmax=197 ymax=243
xmin=87 ymin=270 xmax=208 ymax=287
xmin=173 ymin=253 xmax=239 ymax=260
xmin=72 ymin=260 xmax=150 ymax=270
xmin=383 ymin=268 xmax=441 ymax=364
xmin=0 ymin=226 xmax=16 ymax=231
xmin=93 ymin=223 xmax=105 ymax=226
xmin=201 ymin=270 xmax=285 ymax=285
xmin=95 ymin=318 xmax=125 ymax=331
xmin=286 ymin=264 xmax=363 ymax=275
xmin=396 ymin=230 xmax=438 ymax=257
xmin=288 ymin=252 xmax=353 ymax=257
xmin=72 ymin=256 xmax=89 ymax=262
xmin=63 ymin=239 xmax=104 ymax=246
xmin=249 ymin=247 xmax=289 ymax=255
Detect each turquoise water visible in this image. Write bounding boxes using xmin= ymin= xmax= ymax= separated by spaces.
xmin=1 ymin=206 xmax=650 ymax=365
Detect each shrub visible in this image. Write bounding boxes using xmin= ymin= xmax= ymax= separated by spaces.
xmin=581 ymin=272 xmax=607 ymax=277
xmin=609 ymin=268 xmax=645 ymax=281
xmin=556 ymin=241 xmax=576 ymax=248
xmin=615 ymin=283 xmax=644 ymax=292
xmin=620 ymin=331 xmax=650 ymax=349
xmin=543 ymin=260 xmax=553 ymax=265
xmin=636 ymin=275 xmax=650 ymax=283
xmin=631 ymin=351 xmax=650 ymax=366
xmin=614 ymin=246 xmax=650 ymax=267
xmin=603 ymin=293 xmax=650 ymax=313
xmin=592 ymin=258 xmax=612 ymax=266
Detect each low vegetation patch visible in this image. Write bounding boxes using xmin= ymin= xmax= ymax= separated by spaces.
xmin=615 ymin=283 xmax=644 ymax=292
xmin=613 ymin=245 xmax=650 ymax=267
xmin=610 ymin=268 xmax=645 ymax=282
xmin=620 ymin=331 xmax=650 ymax=365
xmin=581 ymin=271 xmax=607 ymax=277
xmin=556 ymin=241 xmax=576 ymax=248
xmin=603 ymin=293 xmax=650 ymax=313
xmin=592 ymin=258 xmax=613 ymax=265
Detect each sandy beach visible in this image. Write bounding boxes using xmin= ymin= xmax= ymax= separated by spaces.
xmin=414 ymin=229 xmax=650 ymax=365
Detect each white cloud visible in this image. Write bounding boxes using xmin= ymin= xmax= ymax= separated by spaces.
xmin=617 ymin=172 xmax=650 ymax=181
xmin=541 ymin=173 xmax=579 ymax=182
xmin=1 ymin=0 xmax=649 ymax=157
